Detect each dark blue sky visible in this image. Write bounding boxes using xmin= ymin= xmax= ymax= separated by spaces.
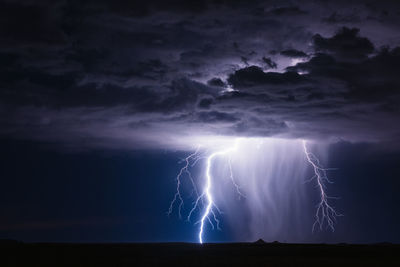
xmin=0 ymin=140 xmax=399 ymax=243
xmin=0 ymin=140 xmax=233 ymax=242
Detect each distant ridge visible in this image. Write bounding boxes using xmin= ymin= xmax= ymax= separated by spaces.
xmin=254 ymin=239 xmax=266 ymax=244
xmin=253 ymin=239 xmax=282 ymax=245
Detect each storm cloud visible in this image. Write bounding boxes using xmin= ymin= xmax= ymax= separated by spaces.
xmin=1 ymin=0 xmax=400 ymax=150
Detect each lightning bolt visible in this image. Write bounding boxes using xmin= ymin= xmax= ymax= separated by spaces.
xmin=169 ymin=138 xmax=341 ymax=243
xmin=302 ymin=140 xmax=342 ymax=232
xmin=168 ymin=139 xmax=243 ymax=243
xmin=167 ymin=146 xmax=202 ymax=219
xmin=228 ymin=156 xmax=246 ymax=199
xmin=198 ymin=144 xmax=239 ymax=243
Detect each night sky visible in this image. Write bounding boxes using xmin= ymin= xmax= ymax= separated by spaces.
xmin=1 ymin=0 xmax=400 ymax=243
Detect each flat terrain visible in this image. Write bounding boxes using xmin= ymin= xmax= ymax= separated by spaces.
xmin=1 ymin=241 xmax=399 ymax=266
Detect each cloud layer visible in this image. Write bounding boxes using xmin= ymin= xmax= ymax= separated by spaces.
xmin=1 ymin=0 xmax=400 ymax=150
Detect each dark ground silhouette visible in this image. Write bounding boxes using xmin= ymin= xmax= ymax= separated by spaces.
xmin=1 ymin=240 xmax=399 ymax=266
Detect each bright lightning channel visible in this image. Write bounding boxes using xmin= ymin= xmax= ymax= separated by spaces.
xmin=198 ymin=142 xmax=239 ymax=243
xmin=168 ymin=139 xmax=243 ymax=243
xmin=302 ymin=140 xmax=342 ymax=232
xmin=168 ymin=138 xmax=341 ymax=244
xmin=167 ymin=147 xmax=202 ymax=219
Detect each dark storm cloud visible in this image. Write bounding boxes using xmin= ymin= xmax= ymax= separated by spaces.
xmin=207 ymin=78 xmax=226 ymax=87
xmin=313 ymin=27 xmax=374 ymax=60
xmin=323 ymin=11 xmax=362 ymax=24
xmin=261 ymin=57 xmax=277 ymax=69
xmin=266 ymin=6 xmax=307 ymax=16
xmin=0 ymin=1 xmax=66 ymax=45
xmin=227 ymin=66 xmax=304 ymax=88
xmin=1 ymin=0 xmax=400 ymax=149
xmin=280 ymin=49 xmax=309 ymax=58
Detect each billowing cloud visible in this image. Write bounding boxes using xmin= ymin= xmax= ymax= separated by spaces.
xmin=1 ymin=0 xmax=400 ymax=150
xmin=280 ymin=49 xmax=309 ymax=58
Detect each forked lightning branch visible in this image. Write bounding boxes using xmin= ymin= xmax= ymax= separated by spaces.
xmin=168 ymin=138 xmax=341 ymax=243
